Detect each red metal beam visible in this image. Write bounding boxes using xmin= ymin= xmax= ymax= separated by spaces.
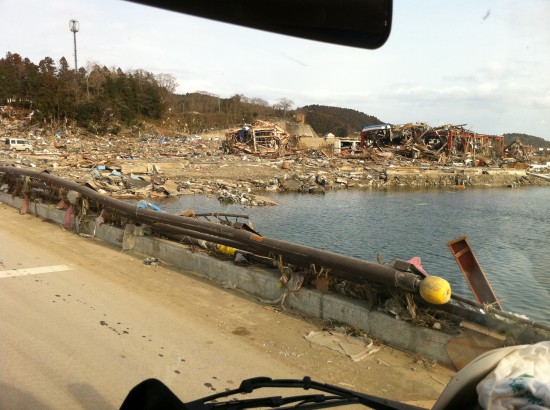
xmin=447 ymin=236 xmax=502 ymax=310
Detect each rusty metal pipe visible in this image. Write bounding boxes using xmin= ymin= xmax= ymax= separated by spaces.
xmin=0 ymin=167 xmax=421 ymax=292
xmin=150 ymin=223 xmax=254 ymax=253
xmin=152 ymin=223 xmax=418 ymax=289
xmin=148 ymin=223 xmax=421 ymax=291
xmin=193 ymin=212 xmax=249 ymax=219
xmin=448 ymin=293 xmax=550 ymax=333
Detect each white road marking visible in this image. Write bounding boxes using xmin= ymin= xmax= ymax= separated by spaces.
xmin=0 ymin=264 xmax=72 ymax=278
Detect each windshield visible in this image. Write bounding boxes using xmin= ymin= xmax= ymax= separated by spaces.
xmin=1 ymin=1 xmax=549 ymax=409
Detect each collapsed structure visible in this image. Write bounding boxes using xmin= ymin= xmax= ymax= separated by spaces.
xmin=224 ymin=120 xmax=534 ymax=170
xmin=224 ymin=120 xmax=297 ymax=156
xmin=359 ymin=123 xmax=505 ymax=166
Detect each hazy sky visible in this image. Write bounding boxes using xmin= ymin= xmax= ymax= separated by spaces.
xmin=1 ymin=0 xmax=549 ymax=140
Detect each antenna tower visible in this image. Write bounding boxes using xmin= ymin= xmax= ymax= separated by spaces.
xmin=69 ymin=19 xmax=79 ymax=71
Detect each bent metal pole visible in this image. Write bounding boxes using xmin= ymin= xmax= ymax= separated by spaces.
xmin=0 ymin=167 xmax=446 ymax=301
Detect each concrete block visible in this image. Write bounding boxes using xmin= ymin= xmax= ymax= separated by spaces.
xmin=323 ymin=293 xmax=372 ymax=332
xmin=322 ymin=293 xmax=453 ymax=366
xmin=287 ymin=288 xmax=322 ymax=318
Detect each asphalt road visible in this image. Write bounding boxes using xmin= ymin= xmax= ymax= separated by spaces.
xmin=0 ymin=202 xmax=452 ymax=409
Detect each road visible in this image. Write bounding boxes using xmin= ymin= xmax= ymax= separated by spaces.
xmin=0 ymin=202 xmax=453 ymax=409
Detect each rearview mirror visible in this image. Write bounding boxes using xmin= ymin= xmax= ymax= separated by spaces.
xmin=126 ymin=0 xmax=392 ymax=49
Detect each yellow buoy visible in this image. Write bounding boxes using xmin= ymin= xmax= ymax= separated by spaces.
xmin=216 ymin=245 xmax=237 ymax=256
xmin=419 ymin=276 xmax=451 ymax=304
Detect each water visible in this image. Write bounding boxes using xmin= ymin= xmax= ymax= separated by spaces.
xmin=152 ymin=187 xmax=550 ymax=323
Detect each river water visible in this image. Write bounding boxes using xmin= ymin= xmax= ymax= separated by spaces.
xmin=151 ymin=186 xmax=550 ymax=324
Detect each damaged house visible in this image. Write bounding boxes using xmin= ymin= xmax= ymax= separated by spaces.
xmin=225 ymin=120 xmax=290 ymax=156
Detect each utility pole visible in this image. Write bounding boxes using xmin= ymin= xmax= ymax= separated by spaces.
xmin=69 ymin=19 xmax=79 ymax=71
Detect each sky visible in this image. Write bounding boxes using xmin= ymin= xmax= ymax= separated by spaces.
xmin=1 ymin=0 xmax=549 ymax=140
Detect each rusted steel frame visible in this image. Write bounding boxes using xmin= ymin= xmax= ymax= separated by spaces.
xmin=447 ymin=236 xmax=502 ymax=310
xmin=448 ymin=293 xmax=550 ymax=333
xmin=0 ymin=167 xmax=421 ymax=293
xmin=422 ymin=295 xmax=550 ymax=335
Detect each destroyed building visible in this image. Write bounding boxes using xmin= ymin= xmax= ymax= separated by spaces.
xmin=505 ymin=139 xmax=533 ymax=162
xmin=224 ymin=120 xmax=291 ymax=156
xmin=360 ymin=123 xmax=505 ymax=165
xmin=223 ymin=119 xmax=517 ymax=168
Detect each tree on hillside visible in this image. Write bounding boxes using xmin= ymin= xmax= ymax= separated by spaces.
xmin=1 ymin=51 xmax=390 ymax=136
xmin=56 ymin=56 xmax=77 ymax=117
xmin=0 ymin=52 xmax=32 ymax=103
xmin=274 ymin=97 xmax=294 ymax=119
xmin=36 ymin=57 xmax=60 ymax=118
xmin=155 ymin=73 xmax=178 ymax=113
xmin=84 ymin=63 xmax=108 ymax=101
xmin=503 ymin=133 xmax=550 ymax=148
xmin=0 ymin=57 xmax=18 ymax=102
xmin=301 ymin=104 xmax=383 ymax=137
xmin=246 ymin=97 xmax=271 ymax=119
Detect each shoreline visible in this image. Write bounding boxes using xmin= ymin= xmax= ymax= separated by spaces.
xmin=2 ymin=152 xmax=549 ymax=206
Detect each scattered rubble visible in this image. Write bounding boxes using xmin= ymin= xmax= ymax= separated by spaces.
xmin=1 ymin=108 xmax=549 ymax=206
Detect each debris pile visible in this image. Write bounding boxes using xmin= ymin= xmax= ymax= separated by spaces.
xmin=2 ymin=107 xmax=549 ymax=204
xmin=360 ymin=123 xmax=505 ymax=166
xmin=224 ymin=120 xmax=291 ymax=156
xmin=505 ymin=139 xmax=533 ymax=163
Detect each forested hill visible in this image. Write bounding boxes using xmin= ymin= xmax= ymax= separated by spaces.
xmin=2 ymin=52 xmax=548 ymax=142
xmin=300 ymin=105 xmax=384 ymax=137
xmin=503 ymin=133 xmax=550 ymax=148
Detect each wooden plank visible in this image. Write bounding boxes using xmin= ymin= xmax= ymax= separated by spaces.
xmin=459 ymin=320 xmax=506 ymax=341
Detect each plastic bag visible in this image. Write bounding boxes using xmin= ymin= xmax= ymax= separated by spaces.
xmin=477 ymin=341 xmax=550 ymax=409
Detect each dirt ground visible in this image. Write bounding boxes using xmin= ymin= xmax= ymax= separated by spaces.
xmin=0 ymin=203 xmax=454 ymax=408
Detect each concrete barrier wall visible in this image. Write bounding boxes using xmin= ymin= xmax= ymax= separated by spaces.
xmin=298 ymin=137 xmax=338 ymax=150
xmin=0 ymin=192 xmax=454 ymax=366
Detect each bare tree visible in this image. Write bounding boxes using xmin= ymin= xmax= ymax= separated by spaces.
xmin=274 ymin=97 xmax=294 ymax=119
xmin=155 ymin=73 xmax=178 ymax=94
xmin=250 ymin=97 xmax=269 ymax=107
xmin=155 ymin=73 xmax=178 ymax=112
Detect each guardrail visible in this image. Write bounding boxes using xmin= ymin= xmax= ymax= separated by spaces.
xmin=2 ymin=165 xmax=549 ymax=335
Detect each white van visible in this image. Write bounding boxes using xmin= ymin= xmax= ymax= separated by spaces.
xmin=4 ymin=138 xmax=33 ymax=152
